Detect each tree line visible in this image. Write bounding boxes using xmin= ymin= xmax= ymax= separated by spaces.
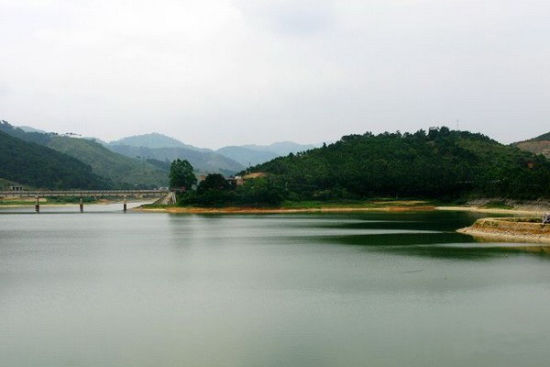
xmin=170 ymin=127 xmax=550 ymax=206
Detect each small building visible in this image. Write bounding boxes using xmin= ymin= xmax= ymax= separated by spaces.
xmin=8 ymin=185 xmax=23 ymax=191
xmin=242 ymin=172 xmax=268 ymax=180
xmin=228 ymin=176 xmax=244 ymax=186
xmin=227 ymin=172 xmax=267 ymax=187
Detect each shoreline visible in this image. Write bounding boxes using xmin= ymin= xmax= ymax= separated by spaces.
xmin=135 ymin=204 xmax=548 ymax=215
xmin=458 ymin=217 xmax=550 ymax=245
xmin=135 ymin=205 xmax=437 ymax=214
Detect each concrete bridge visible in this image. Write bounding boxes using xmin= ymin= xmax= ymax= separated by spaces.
xmin=0 ymin=190 xmax=173 ymax=212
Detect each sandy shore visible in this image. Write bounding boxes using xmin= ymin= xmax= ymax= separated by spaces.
xmin=135 ymin=205 xmax=437 ymax=214
xmin=458 ymin=217 xmax=550 ymax=244
xmin=136 ymin=204 xmax=550 ymax=215
xmin=436 ymin=206 xmax=547 ymax=215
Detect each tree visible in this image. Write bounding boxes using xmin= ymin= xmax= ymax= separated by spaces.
xmin=169 ymin=159 xmax=196 ymax=190
xmin=197 ymin=173 xmax=231 ymax=193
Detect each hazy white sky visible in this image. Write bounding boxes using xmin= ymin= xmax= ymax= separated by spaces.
xmin=1 ymin=0 xmax=549 ymax=148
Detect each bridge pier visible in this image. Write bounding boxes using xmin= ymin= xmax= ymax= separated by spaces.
xmin=0 ymin=190 xmax=169 ymax=212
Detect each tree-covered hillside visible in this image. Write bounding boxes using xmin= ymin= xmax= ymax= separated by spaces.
xmin=529 ymin=132 xmax=550 ymax=142
xmin=47 ymin=136 xmax=168 ymax=189
xmin=109 ymin=144 xmax=243 ymax=176
xmin=0 ymin=131 xmax=109 ymax=189
xmin=0 ymin=121 xmax=168 ymax=188
xmin=248 ymin=128 xmax=550 ymax=200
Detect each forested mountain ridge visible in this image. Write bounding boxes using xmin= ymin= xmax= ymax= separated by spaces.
xmin=215 ymin=142 xmax=318 ymax=167
xmin=247 ymin=128 xmax=550 ymax=200
xmin=0 ymin=131 xmax=109 ymax=189
xmin=215 ymin=146 xmax=278 ymax=167
xmin=109 ymin=144 xmax=244 ymax=176
xmin=46 ymin=137 xmax=168 ymax=188
xmin=0 ymin=121 xmax=167 ymax=188
xmin=109 ymin=132 xmax=208 ymax=151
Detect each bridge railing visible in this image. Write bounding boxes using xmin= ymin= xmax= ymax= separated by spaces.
xmin=0 ymin=190 xmax=172 ymax=212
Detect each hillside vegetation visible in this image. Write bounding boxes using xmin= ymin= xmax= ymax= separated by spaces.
xmin=47 ymin=137 xmax=168 ymax=188
xmin=109 ymin=144 xmax=243 ymax=175
xmin=247 ymin=128 xmax=550 ymax=201
xmin=0 ymin=131 xmax=108 ymax=189
xmin=110 ymin=132 xmax=207 ymax=151
xmin=0 ymin=121 xmax=167 ymax=188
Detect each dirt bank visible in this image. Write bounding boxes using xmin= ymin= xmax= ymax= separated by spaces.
xmin=458 ymin=217 xmax=550 ymax=244
xmin=136 ymin=205 xmax=437 ymax=214
xmin=436 ymin=206 xmax=547 ymax=215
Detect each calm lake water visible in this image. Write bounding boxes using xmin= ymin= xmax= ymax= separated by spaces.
xmin=1 ymin=205 xmax=550 ymax=366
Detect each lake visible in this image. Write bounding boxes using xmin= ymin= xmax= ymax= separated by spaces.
xmin=1 ymin=206 xmax=550 ymax=366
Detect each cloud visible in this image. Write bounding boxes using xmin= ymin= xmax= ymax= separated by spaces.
xmin=0 ymin=0 xmax=549 ymax=147
xmin=237 ymin=0 xmax=336 ymax=36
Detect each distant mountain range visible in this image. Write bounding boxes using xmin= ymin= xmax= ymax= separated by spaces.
xmin=216 ymin=142 xmax=318 ymax=167
xmin=216 ymin=146 xmax=279 ymax=167
xmin=2 ymin=119 xmax=548 ymax=194
xmin=0 ymin=129 xmax=108 ymax=189
xmin=0 ymin=121 xmax=318 ymax=189
xmin=110 ymin=132 xmax=209 ymax=152
xmin=514 ymin=132 xmax=550 ymax=158
xmin=240 ymin=142 xmax=318 ymax=156
xmin=0 ymin=121 xmax=167 ymax=189
xmin=109 ymin=144 xmax=243 ymax=176
xmin=104 ymin=132 xmax=317 ymax=169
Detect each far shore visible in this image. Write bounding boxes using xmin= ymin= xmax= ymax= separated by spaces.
xmin=135 ymin=203 xmax=549 ymax=216
xmin=135 ymin=205 xmax=437 ymax=214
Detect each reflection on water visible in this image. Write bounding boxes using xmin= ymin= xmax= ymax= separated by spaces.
xmin=1 ymin=209 xmax=550 ymax=367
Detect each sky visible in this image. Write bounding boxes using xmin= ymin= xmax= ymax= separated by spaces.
xmin=0 ymin=0 xmax=549 ymax=149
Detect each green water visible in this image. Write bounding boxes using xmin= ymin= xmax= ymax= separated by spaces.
xmin=1 ymin=207 xmax=549 ymax=366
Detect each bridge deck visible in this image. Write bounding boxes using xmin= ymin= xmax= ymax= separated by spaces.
xmin=0 ymin=190 xmax=170 ymax=197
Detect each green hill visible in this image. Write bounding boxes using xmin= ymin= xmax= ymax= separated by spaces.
xmin=530 ymin=132 xmax=550 ymax=142
xmin=110 ymin=132 xmax=208 ymax=151
xmin=109 ymin=144 xmax=244 ymax=175
xmin=0 ymin=121 xmax=168 ymax=188
xmin=247 ymin=127 xmax=550 ymax=200
xmin=0 ymin=131 xmax=109 ymax=189
xmin=47 ymin=136 xmax=168 ymax=188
